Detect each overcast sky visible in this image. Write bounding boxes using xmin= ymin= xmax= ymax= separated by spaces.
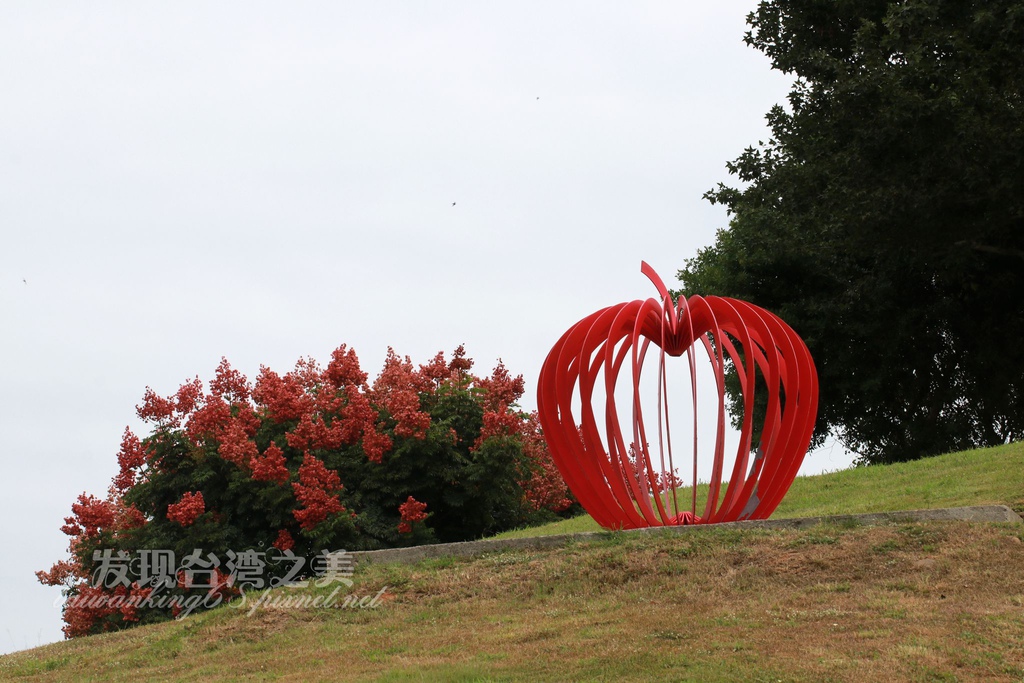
xmin=0 ymin=2 xmax=856 ymax=654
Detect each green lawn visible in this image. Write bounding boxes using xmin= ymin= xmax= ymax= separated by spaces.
xmin=494 ymin=441 xmax=1024 ymax=539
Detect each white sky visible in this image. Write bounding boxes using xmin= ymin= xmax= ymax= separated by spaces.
xmin=0 ymin=2 xmax=856 ymax=654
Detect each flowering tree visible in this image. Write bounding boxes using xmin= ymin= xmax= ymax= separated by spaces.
xmin=39 ymin=345 xmax=573 ymax=637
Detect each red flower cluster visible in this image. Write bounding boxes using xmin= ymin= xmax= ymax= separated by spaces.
xmin=35 ymin=559 xmax=78 ymax=588
xmin=115 ymin=503 xmax=147 ymax=532
xmin=254 ymin=355 xmax=389 ymax=460
xmin=273 ymin=528 xmax=295 ymax=551
xmin=117 ymin=583 xmax=154 ymax=624
xmin=473 ymin=408 xmax=572 ymax=513
xmin=518 ymin=412 xmax=573 ymax=512
xmin=62 ymin=584 xmax=116 ymax=637
xmin=448 ymin=344 xmax=474 ymax=374
xmin=291 ymin=454 xmax=344 ymax=530
xmin=61 ymin=494 xmax=115 ymax=538
xmin=136 ymin=387 xmax=178 ymax=426
xmin=399 ymin=495 xmax=428 ymax=522
xmin=52 ymin=577 xmax=153 ymax=638
xmin=372 ymin=349 xmax=431 ymax=439
xmin=326 ymin=344 xmax=368 ymax=388
xmin=473 ymin=407 xmax=523 ymax=450
xmin=136 ymin=377 xmax=204 ymax=428
xmin=218 ymin=420 xmax=259 ymax=467
xmin=475 ymin=360 xmax=526 ymax=412
xmin=253 ymin=367 xmax=315 ymax=423
xmin=418 ymin=350 xmax=451 ymax=385
xmin=397 ymin=496 xmax=428 ymax=533
xmin=167 ymin=491 xmax=205 ymax=526
xmin=183 ymin=395 xmax=232 ymax=444
xmin=41 ymin=487 xmax=157 ymax=637
xmin=114 ymin=427 xmax=148 ymax=492
xmin=209 ymin=356 xmax=251 ymax=403
xmin=251 ymin=443 xmax=289 ymax=483
xmin=362 ymin=428 xmax=392 ymax=464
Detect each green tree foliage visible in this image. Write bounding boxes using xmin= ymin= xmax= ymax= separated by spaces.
xmin=679 ymin=0 xmax=1024 ymax=463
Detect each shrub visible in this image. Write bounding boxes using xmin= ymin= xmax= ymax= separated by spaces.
xmin=38 ymin=344 xmax=573 ymax=637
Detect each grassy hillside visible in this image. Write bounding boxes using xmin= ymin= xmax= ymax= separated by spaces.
xmin=2 ymin=442 xmax=1023 ymax=682
xmin=495 ymin=441 xmax=1024 ymax=539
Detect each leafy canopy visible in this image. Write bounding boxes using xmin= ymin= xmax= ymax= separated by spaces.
xmin=679 ymin=0 xmax=1024 ymax=463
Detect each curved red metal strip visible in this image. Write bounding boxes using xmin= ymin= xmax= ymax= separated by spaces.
xmin=536 ymin=264 xmax=818 ymax=530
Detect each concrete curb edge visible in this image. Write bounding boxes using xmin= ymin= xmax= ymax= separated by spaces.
xmin=349 ymin=504 xmax=1022 ymax=568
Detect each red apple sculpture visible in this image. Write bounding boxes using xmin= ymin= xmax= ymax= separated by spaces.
xmin=537 ymin=262 xmax=818 ymax=529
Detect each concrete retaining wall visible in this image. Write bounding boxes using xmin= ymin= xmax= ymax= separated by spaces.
xmin=348 ymin=504 xmax=1022 ymax=568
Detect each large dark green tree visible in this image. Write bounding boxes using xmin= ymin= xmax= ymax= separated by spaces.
xmin=679 ymin=0 xmax=1024 ymax=463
